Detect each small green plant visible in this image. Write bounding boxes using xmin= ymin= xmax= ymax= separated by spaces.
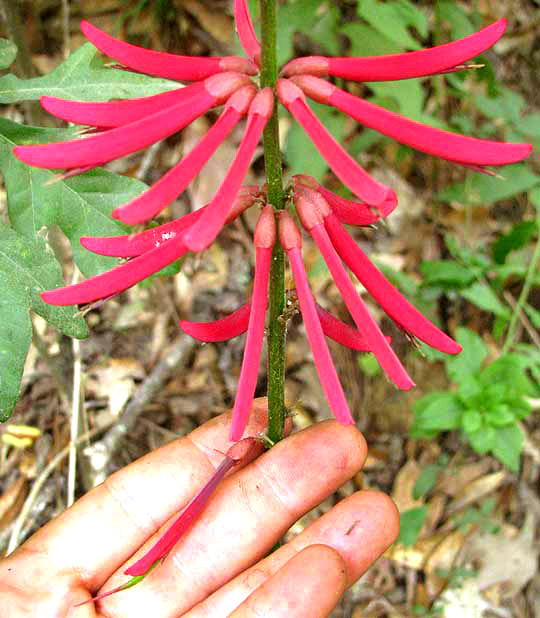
xmin=411 ymin=327 xmax=537 ymax=471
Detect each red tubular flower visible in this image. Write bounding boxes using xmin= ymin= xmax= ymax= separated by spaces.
xmin=279 ymin=211 xmax=354 ymax=426
xmin=13 ymin=6 xmax=531 ymax=438
xmin=111 ymin=85 xmax=257 ymax=225
xmin=293 ymin=174 xmax=397 ymax=225
xmin=281 ymin=19 xmax=507 ymax=81
xmin=277 ymin=78 xmax=394 ymax=207
xmin=42 ymin=189 xmax=258 ymax=305
xmin=295 ymin=188 xmax=414 ymax=390
xmin=294 ymin=186 xmax=461 ymax=360
xmin=234 ymin=0 xmax=261 ymax=66
xmin=180 ymin=301 xmax=381 ymax=352
xmin=14 ymin=72 xmax=251 ymax=169
xmin=181 ymin=88 xmax=273 ymax=252
xmin=291 ymin=75 xmax=530 ymax=167
xmin=230 ymin=205 xmax=275 ymax=441
xmin=80 ymin=20 xmax=257 ymax=80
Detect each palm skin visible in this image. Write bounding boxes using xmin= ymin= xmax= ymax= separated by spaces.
xmin=0 ymin=399 xmax=398 ymax=618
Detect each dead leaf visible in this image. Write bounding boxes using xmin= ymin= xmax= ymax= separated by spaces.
xmin=424 ymin=530 xmax=467 ymax=598
xmin=392 ymin=460 xmax=423 ymax=512
xmin=447 ymin=472 xmax=507 ymax=514
xmin=463 ymin=513 xmax=538 ymax=599
xmin=87 ymin=358 xmax=145 ymax=416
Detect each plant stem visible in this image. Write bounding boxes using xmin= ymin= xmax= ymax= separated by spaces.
xmin=502 ymin=211 xmax=540 ymax=354
xmin=259 ymin=0 xmax=286 ymax=444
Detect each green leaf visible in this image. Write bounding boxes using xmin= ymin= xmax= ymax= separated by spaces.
xmin=514 ymin=113 xmax=540 ymax=139
xmin=420 ymin=260 xmax=475 ymax=288
xmin=276 ymin=0 xmax=334 ymax=65
xmin=466 ymin=424 xmax=495 ymax=455
xmin=411 ymin=392 xmax=463 ymax=436
xmin=491 ymin=424 xmax=523 ymax=471
xmin=486 ymin=405 xmax=515 ymax=427
xmin=413 ymin=464 xmax=441 ymax=499
xmin=462 ymin=409 xmax=482 ymax=434
xmin=438 ymin=164 xmax=540 ymax=206
xmin=0 ymin=38 xmax=17 ymax=70
xmin=457 ymin=374 xmax=482 ymax=404
xmin=0 ymin=43 xmax=177 ymax=104
xmin=357 ymin=0 xmax=425 ymax=50
xmin=461 ymin=281 xmax=511 ymax=318
xmin=475 ymin=88 xmax=526 ymax=125
xmin=284 ymin=101 xmax=346 ymax=181
xmin=398 ymin=506 xmax=427 ymax=546
xmin=479 ymin=354 xmax=535 ymax=399
xmin=445 ymin=327 xmax=487 ymax=382
xmin=492 ymin=221 xmax=537 ymax=264
xmin=0 ymin=118 xmax=148 ymax=278
xmin=341 ymin=23 xmax=402 ymax=57
xmin=436 ymin=1 xmax=475 ymax=38
xmin=0 ymin=225 xmax=88 ymax=421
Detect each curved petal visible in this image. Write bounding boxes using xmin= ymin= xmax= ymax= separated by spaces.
xmin=315 ymin=304 xmax=389 ymax=352
xmin=294 ymin=175 xmax=397 ymax=225
xmin=309 ymin=222 xmax=414 ymax=390
xmin=42 ymin=237 xmax=188 ymax=306
xmin=294 ymin=76 xmax=531 ymax=166
xmin=324 ymin=212 xmax=461 ymax=355
xmin=81 ymin=186 xmax=259 ymax=258
xmin=282 ymin=20 xmax=507 ymax=82
xmin=15 ymin=90 xmax=215 ymax=169
xmin=113 ymin=86 xmax=256 ymax=225
xmin=279 ymin=211 xmax=354 ymax=425
xmin=234 ymin=0 xmax=261 ymax=65
xmin=277 ymin=79 xmax=393 ymax=207
xmin=181 ymin=89 xmax=273 ymax=252
xmin=81 ymin=20 xmax=257 ymax=80
xmin=40 ymin=82 xmax=205 ymax=128
xmin=180 ymin=303 xmax=251 ymax=342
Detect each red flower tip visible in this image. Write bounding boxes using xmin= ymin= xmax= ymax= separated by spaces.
xmin=204 ymin=71 xmax=253 ymax=102
xmin=289 ymin=74 xmax=335 ymax=104
xmin=292 ymin=174 xmax=318 ymax=190
xmin=180 ymin=303 xmax=251 ymax=342
xmin=281 ymin=56 xmax=329 ymax=78
xmin=320 ymin=19 xmax=508 ymax=83
xmin=248 ymin=86 xmax=274 ymax=119
xmin=276 ymin=78 xmax=305 ymax=106
xmin=219 ymin=56 xmax=258 ymax=75
xmin=225 ymin=84 xmax=258 ymax=113
xmin=278 ymin=211 xmax=302 ymax=250
xmin=295 ymin=190 xmax=325 ymax=231
xmin=254 ymin=204 xmax=276 ymax=249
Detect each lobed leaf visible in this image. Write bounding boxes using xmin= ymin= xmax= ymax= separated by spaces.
xmin=0 ymin=226 xmax=87 ymax=420
xmin=0 ymin=44 xmax=177 ymax=104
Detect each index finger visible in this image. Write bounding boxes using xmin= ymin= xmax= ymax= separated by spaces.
xmin=14 ymin=399 xmax=271 ymax=589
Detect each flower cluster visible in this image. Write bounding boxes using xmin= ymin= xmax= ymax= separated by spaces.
xmin=14 ymin=1 xmax=531 ymax=440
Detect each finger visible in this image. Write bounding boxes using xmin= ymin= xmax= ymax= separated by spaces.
xmin=98 ymin=421 xmax=367 ymax=618
xmin=185 ymin=490 xmax=399 ymax=618
xmin=15 ymin=399 xmax=271 ymax=588
xmin=228 ymin=545 xmax=347 ymax=618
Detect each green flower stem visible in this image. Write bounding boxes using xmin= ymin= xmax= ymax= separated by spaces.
xmin=502 ymin=209 xmax=540 ymax=354
xmin=259 ymin=0 xmax=286 ymax=444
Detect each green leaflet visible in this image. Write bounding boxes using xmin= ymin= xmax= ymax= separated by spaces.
xmin=0 ymin=119 xmax=150 ymax=420
xmin=0 ymin=43 xmax=177 ymax=104
xmin=0 ymin=118 xmax=148 ymax=278
xmin=0 ymin=225 xmax=88 ymax=420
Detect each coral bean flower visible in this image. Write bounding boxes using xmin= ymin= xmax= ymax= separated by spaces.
xmin=11 ymin=1 xmax=532 ymax=434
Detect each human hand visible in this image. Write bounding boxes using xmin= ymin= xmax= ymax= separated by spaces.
xmin=0 ymin=399 xmax=398 ymax=617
